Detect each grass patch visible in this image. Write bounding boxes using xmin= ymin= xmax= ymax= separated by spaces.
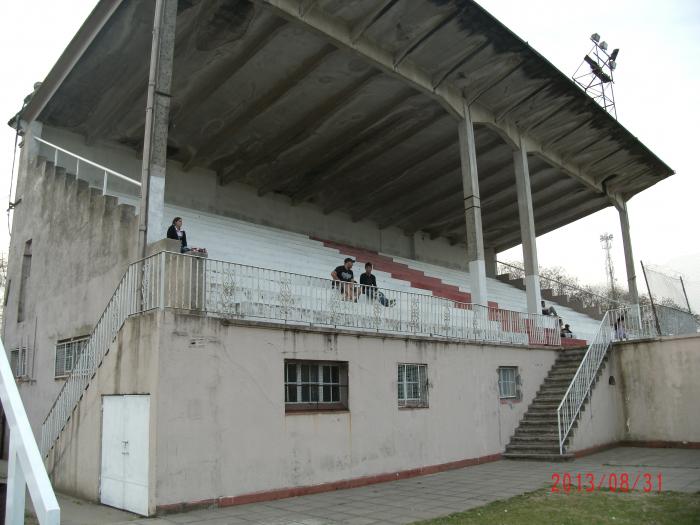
xmin=414 ymin=489 xmax=700 ymax=525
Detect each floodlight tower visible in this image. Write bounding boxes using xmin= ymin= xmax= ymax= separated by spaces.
xmin=573 ymin=33 xmax=619 ymax=119
xmin=600 ymin=233 xmax=616 ymax=301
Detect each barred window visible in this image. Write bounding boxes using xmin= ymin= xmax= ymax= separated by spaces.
xmin=55 ymin=337 xmax=89 ymax=378
xmin=10 ymin=346 xmax=28 ymax=378
xmin=498 ymin=366 xmax=520 ymax=399
xmin=398 ymin=363 xmax=428 ymax=408
xmin=285 ymin=361 xmax=348 ymax=412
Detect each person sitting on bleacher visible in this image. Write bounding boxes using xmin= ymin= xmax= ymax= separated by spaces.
xmin=167 ymin=217 xmax=206 ymax=254
xmin=559 ymin=319 xmax=573 ymax=338
xmin=541 ymin=300 xmax=558 ymax=317
xmin=359 ymin=262 xmax=395 ymax=307
xmin=331 ymin=258 xmax=357 ymax=301
xmin=563 ymin=324 xmax=574 ymax=338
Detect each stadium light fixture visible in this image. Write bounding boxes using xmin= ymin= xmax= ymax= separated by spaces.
xmin=572 ymin=34 xmax=619 ymax=119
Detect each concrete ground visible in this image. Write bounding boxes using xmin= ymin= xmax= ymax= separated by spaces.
xmin=35 ymin=447 xmax=700 ymax=524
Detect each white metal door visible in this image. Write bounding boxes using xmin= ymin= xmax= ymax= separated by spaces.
xmin=100 ymin=395 xmax=150 ymax=516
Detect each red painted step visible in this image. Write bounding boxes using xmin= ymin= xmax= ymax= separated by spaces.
xmin=312 ymin=237 xmax=498 ymax=310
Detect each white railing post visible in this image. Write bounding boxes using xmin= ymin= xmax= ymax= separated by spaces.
xmin=1 ymin=338 xmax=61 ymax=525
xmin=5 ymin=434 xmax=26 ymax=525
xmin=102 ymin=171 xmax=108 ymax=195
xmin=557 ymin=411 xmax=562 ymax=456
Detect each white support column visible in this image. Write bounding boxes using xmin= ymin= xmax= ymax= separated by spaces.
xmin=618 ymin=201 xmax=639 ymax=304
xmin=513 ymin=146 xmax=542 ymax=314
xmin=138 ymin=0 xmax=178 ymax=254
xmin=458 ymin=105 xmax=488 ymax=306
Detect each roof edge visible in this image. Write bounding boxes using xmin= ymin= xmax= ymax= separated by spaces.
xmin=19 ymin=0 xmax=125 ymax=125
xmin=470 ymin=0 xmax=674 ymax=179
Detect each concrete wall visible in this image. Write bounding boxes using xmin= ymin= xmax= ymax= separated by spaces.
xmin=618 ymin=334 xmax=700 ymax=444
xmin=41 ymin=126 xmax=471 ymax=270
xmin=154 ymin=312 xmax=557 ymax=507
xmin=46 ymin=313 xmax=161 ymax=514
xmin=569 ymin=350 xmax=626 ymax=453
xmin=2 ymin=124 xmax=139 ymax=437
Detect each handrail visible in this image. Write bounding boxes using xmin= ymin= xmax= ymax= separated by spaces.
xmin=557 ymin=310 xmax=613 ymax=455
xmin=0 ymin=339 xmax=60 ymax=524
xmin=34 ymin=136 xmax=141 ymax=186
xmin=41 ymin=255 xmax=161 ymax=455
xmin=555 ymin=303 xmax=693 ymax=455
xmin=497 ymin=260 xmax=626 ymax=310
xmin=41 ymin=251 xmax=562 ymax=457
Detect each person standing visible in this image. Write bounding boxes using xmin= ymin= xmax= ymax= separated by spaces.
xmin=167 ymin=217 xmax=189 ymax=253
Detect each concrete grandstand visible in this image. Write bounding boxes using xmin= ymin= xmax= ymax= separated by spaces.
xmin=4 ymin=0 xmax=695 ymax=519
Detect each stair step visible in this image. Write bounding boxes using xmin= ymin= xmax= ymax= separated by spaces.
xmin=548 ymin=371 xmax=577 ymax=379
xmin=541 ymin=383 xmax=571 ymax=391
xmin=512 ymin=431 xmax=566 ymax=440
xmin=506 ymin=443 xmax=561 ymax=453
xmin=503 ymin=452 xmax=574 ymax=461
xmin=510 ymin=435 xmax=565 ymax=444
xmin=550 ymin=364 xmax=581 ymax=372
xmin=543 ymin=377 xmax=574 ymax=385
xmin=531 ymin=395 xmax=564 ymax=403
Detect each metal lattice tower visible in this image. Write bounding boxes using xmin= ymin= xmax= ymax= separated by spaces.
xmin=573 ymin=33 xmax=619 ymax=119
xmin=600 ymin=233 xmax=616 ymax=300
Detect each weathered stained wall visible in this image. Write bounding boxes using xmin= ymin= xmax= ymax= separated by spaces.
xmin=45 ymin=313 xmax=160 ymax=514
xmin=2 ymin=124 xmax=139 ymax=438
xmin=618 ymin=334 xmax=700 ymax=444
xmin=40 ymin=126 xmax=474 ymax=270
xmin=569 ymin=350 xmax=626 ymax=453
xmin=154 ymin=312 xmax=557 ymax=507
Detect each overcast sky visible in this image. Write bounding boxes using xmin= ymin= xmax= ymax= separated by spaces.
xmin=1 ymin=0 xmax=698 ymax=308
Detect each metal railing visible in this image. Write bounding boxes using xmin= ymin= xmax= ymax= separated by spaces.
xmin=41 ymin=252 xmax=562 ymax=457
xmin=556 ymin=303 xmax=699 ymax=454
xmin=34 ymin=136 xmax=140 ymax=198
xmin=497 ymin=260 xmax=625 ymax=316
xmin=1 ymin=339 xmax=60 ymax=524
xmin=654 ymin=304 xmax=699 ymax=336
xmin=198 ymin=255 xmax=560 ymax=346
xmin=40 ymin=256 xmax=162 ymax=456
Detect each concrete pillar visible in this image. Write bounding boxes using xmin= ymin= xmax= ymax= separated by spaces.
xmin=513 ymin=147 xmax=541 ymax=314
xmin=618 ymin=201 xmax=639 ymax=304
xmin=458 ymin=106 xmax=487 ymax=306
xmin=484 ymin=247 xmax=497 ymax=278
xmin=138 ymin=0 xmax=178 ymax=255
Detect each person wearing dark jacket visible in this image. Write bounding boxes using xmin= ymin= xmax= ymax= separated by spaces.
xmin=359 ymin=262 xmax=394 ymax=307
xmin=167 ymin=217 xmax=188 ymax=253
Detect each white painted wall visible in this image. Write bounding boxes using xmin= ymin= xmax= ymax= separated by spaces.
xmin=3 ymin=125 xmax=139 ymax=439
xmin=618 ymin=334 xmax=700 ymax=444
xmin=570 ymin=349 xmax=626 ymax=452
xmin=154 ymin=312 xmax=557 ymax=507
xmin=40 ymin=126 xmax=470 ymax=267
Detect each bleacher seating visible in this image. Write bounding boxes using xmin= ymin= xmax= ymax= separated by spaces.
xmin=160 ymin=203 xmax=600 ymax=342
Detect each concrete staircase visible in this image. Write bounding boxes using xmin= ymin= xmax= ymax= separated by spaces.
xmin=504 ymin=346 xmax=600 ymax=460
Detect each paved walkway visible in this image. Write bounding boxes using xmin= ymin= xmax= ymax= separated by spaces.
xmin=56 ymin=447 xmax=700 ymax=525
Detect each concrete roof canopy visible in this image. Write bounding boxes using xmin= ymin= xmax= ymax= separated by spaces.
xmin=22 ymin=0 xmax=673 ymax=252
